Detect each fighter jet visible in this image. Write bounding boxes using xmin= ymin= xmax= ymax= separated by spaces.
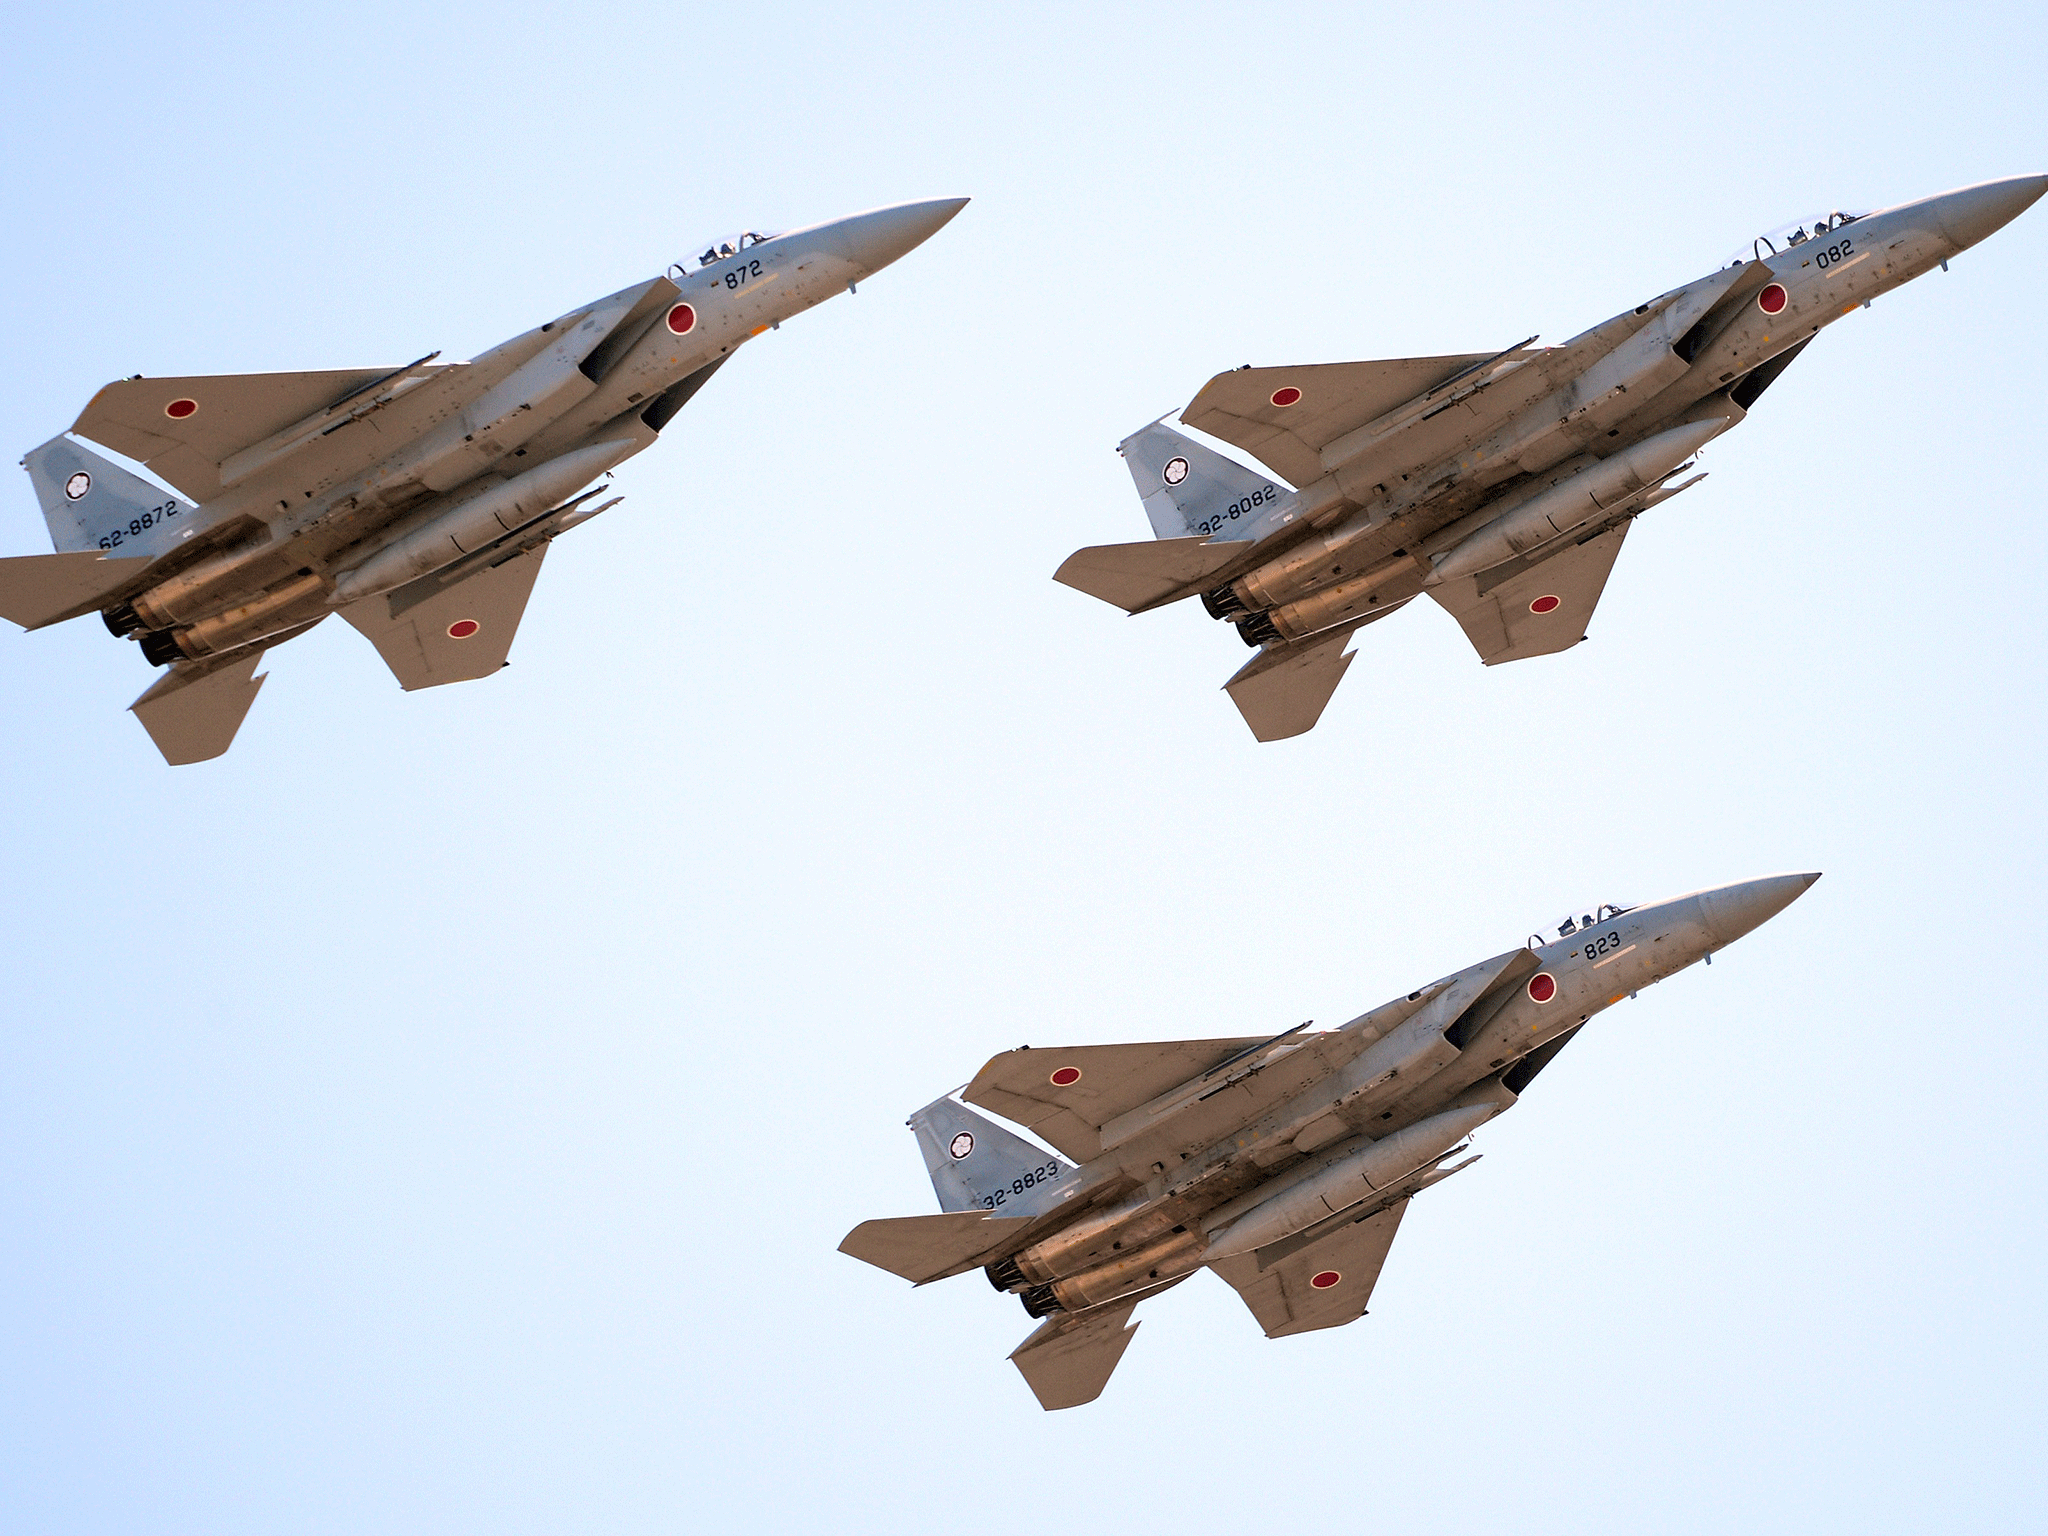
xmin=842 ymin=872 xmax=1817 ymax=1409
xmin=1056 ymin=176 xmax=2046 ymax=741
xmin=0 ymin=198 xmax=968 ymax=762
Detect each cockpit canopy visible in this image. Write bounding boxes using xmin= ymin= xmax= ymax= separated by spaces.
xmin=1549 ymin=902 xmax=1632 ymax=941
xmin=1727 ymin=210 xmax=1870 ymax=266
xmin=692 ymin=230 xmax=783 ymax=268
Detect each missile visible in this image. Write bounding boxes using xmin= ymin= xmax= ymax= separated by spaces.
xmin=1426 ymin=417 xmax=1729 ymax=584
xmin=1201 ymin=1103 xmax=1494 ymax=1259
xmin=332 ymin=439 xmax=634 ymax=604
xmin=550 ymin=494 xmax=620 ymax=535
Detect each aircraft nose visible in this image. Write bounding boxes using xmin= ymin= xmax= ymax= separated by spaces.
xmin=826 ymin=197 xmax=971 ymax=277
xmin=1929 ymin=175 xmax=2048 ymax=252
xmin=1697 ymin=872 xmax=1821 ymax=946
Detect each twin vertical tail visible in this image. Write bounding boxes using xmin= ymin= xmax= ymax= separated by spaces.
xmin=1052 ymin=423 xmax=1292 ymax=614
xmin=22 ymin=435 xmax=195 ymax=560
xmin=908 ymin=1096 xmax=1075 ymax=1217
xmin=1118 ymin=421 xmax=1294 ymax=542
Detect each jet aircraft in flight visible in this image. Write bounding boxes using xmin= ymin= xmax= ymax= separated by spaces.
xmin=1056 ymin=176 xmax=2045 ymax=740
xmin=0 ymin=198 xmax=968 ymax=762
xmin=843 ymin=873 xmax=1817 ymax=1409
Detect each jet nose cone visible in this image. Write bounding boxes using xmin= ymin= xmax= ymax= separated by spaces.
xmin=1697 ymin=872 xmax=1821 ymax=946
xmin=1930 ymin=175 xmax=2048 ymax=252
xmin=827 ymin=197 xmax=971 ymax=277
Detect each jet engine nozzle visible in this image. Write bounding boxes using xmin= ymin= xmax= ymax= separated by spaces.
xmin=137 ymin=628 xmax=182 ymax=667
xmin=1202 ymin=584 xmax=1248 ymax=620
xmin=1237 ymin=613 xmax=1281 ymax=648
xmin=985 ymin=1257 xmax=1026 ymax=1292
xmin=102 ymin=601 xmax=143 ymax=637
xmin=1019 ymin=1284 xmax=1062 ymax=1319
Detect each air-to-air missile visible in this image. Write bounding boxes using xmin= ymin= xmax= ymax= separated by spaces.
xmin=842 ymin=873 xmax=1817 ymax=1410
xmin=1056 ymin=176 xmax=2047 ymax=741
xmin=0 ymin=199 xmax=968 ymax=762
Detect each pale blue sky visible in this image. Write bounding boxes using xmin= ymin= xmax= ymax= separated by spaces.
xmin=2 ymin=4 xmax=2044 ymax=1531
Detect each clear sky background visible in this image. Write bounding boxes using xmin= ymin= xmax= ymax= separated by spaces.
xmin=2 ymin=4 xmax=2043 ymax=1531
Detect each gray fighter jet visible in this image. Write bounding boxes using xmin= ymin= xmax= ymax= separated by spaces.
xmin=842 ymin=872 xmax=1817 ymax=1409
xmin=1057 ymin=176 xmax=2046 ymax=741
xmin=0 ymin=198 xmax=968 ymax=762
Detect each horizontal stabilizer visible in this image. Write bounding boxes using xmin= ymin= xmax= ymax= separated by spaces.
xmin=0 ymin=551 xmax=153 ymax=630
xmin=838 ymin=1211 xmax=1035 ymax=1285
xmin=1053 ymin=536 xmax=1248 ymax=614
xmin=129 ymin=650 xmax=269 ymax=765
xmin=1009 ymin=1301 xmax=1143 ymax=1411
xmin=1223 ymin=621 xmax=1368 ymax=742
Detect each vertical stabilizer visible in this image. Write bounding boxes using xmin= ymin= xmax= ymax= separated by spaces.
xmin=1118 ymin=421 xmax=1294 ymax=540
xmin=909 ymin=1096 xmax=1075 ymax=1216
xmin=22 ymin=435 xmax=196 ymax=558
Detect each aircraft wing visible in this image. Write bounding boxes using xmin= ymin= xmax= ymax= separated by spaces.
xmin=339 ymin=547 xmax=547 ymax=691
xmin=1209 ymin=1198 xmax=1408 ymax=1338
xmin=1427 ymin=523 xmax=1629 ymax=665
xmin=72 ymin=367 xmax=455 ymax=502
xmin=964 ymin=1036 xmax=1276 ymax=1161
xmin=1182 ymin=354 xmax=1506 ymax=487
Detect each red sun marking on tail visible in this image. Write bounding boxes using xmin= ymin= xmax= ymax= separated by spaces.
xmin=1757 ymin=283 xmax=1788 ymax=316
xmin=1269 ymin=387 xmax=1302 ymax=408
xmin=164 ymin=398 xmax=197 ymax=419
xmin=1310 ymin=1270 xmax=1342 ymax=1289
xmin=1528 ymin=972 xmax=1557 ymax=1003
xmin=1048 ymin=1067 xmax=1082 ymax=1087
xmin=446 ymin=620 xmax=480 ymax=639
xmin=1529 ymin=594 xmax=1561 ymax=614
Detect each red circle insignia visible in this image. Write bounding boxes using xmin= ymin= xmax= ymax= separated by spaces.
xmin=666 ymin=303 xmax=697 ymax=334
xmin=1757 ymin=283 xmax=1788 ymax=316
xmin=1269 ymin=387 xmax=1302 ymax=408
xmin=1529 ymin=594 xmax=1561 ymax=614
xmin=1309 ymin=1270 xmax=1342 ymax=1290
xmin=1049 ymin=1067 xmax=1082 ymax=1087
xmin=164 ymin=398 xmax=198 ymax=419
xmin=446 ymin=619 xmax=480 ymax=639
xmin=1528 ymin=972 xmax=1558 ymax=1003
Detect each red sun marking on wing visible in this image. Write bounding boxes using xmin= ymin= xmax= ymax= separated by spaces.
xmin=1269 ymin=387 xmax=1302 ymax=408
xmin=1529 ymin=594 xmax=1561 ymax=615
xmin=1309 ymin=1270 xmax=1342 ymax=1290
xmin=164 ymin=398 xmax=198 ymax=419
xmin=1048 ymin=1067 xmax=1082 ymax=1087
xmin=446 ymin=620 xmax=480 ymax=639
